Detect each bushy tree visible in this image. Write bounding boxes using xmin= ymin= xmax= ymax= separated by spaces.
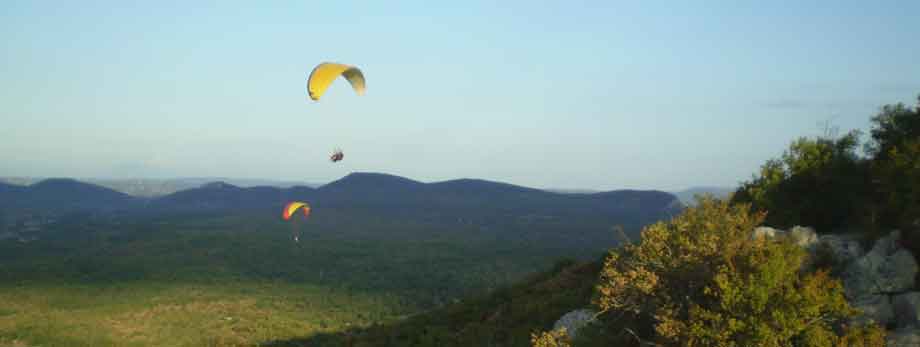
xmin=591 ymin=197 xmax=884 ymax=347
xmin=730 ymin=93 xmax=920 ymax=243
xmin=870 ymin=136 xmax=920 ymax=273
xmin=731 ymin=130 xmax=869 ymax=232
xmin=731 ymin=159 xmax=787 ymax=220
xmin=865 ymin=96 xmax=920 ymax=232
xmin=865 ymin=95 xmax=920 ymax=161
xmin=872 ymin=138 xmax=920 ymax=228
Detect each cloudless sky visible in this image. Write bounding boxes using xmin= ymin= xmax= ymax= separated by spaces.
xmin=2 ymin=1 xmax=918 ymax=191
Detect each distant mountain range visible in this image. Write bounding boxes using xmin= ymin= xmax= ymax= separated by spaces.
xmin=0 ymin=178 xmax=138 ymax=212
xmin=0 ymin=173 xmax=683 ymax=232
xmin=546 ymin=186 xmax=737 ymax=206
xmin=543 ymin=188 xmax=601 ymax=194
xmin=0 ymin=177 xmax=319 ymax=197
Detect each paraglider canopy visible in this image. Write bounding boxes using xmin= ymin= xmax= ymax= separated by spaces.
xmin=282 ymin=202 xmax=311 ymax=220
xmin=307 ymin=62 xmax=365 ymax=101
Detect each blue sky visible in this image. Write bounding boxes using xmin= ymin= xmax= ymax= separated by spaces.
xmin=2 ymin=1 xmax=918 ymax=191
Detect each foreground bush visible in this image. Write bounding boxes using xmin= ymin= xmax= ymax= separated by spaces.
xmin=590 ymin=197 xmax=884 ymax=347
xmin=530 ymin=329 xmax=571 ymax=347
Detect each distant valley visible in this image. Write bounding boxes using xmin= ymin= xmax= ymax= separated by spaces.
xmin=0 ymin=175 xmax=721 ymax=347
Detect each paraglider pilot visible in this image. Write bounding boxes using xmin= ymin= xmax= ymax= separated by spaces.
xmin=330 ymin=149 xmax=344 ymax=162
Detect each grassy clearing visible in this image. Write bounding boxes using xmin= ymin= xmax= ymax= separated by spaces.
xmin=0 ymin=281 xmax=408 ymax=347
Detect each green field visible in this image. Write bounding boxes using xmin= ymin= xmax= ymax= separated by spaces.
xmin=0 ymin=213 xmax=611 ymax=346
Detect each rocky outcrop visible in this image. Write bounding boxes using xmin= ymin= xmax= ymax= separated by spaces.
xmin=788 ymin=226 xmax=819 ymax=249
xmin=753 ymin=226 xmax=920 ymax=346
xmin=842 ymin=231 xmax=917 ymax=301
xmin=552 ymin=309 xmax=596 ymax=339
xmin=752 ymin=226 xmax=783 ymax=240
xmin=892 ymin=292 xmax=920 ymax=328
xmin=850 ymin=294 xmax=895 ymax=327
xmin=817 ymin=234 xmax=863 ymax=265
xmin=886 ymin=327 xmax=920 ymax=347
xmin=751 ymin=225 xmax=819 ymax=249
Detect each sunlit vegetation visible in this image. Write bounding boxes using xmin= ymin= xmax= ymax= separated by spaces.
xmin=0 ymin=282 xmax=398 ymax=347
xmin=588 ymin=197 xmax=884 ymax=347
xmin=0 ymin=213 xmax=611 ymax=347
xmin=275 ymin=258 xmax=602 ymax=347
xmin=732 ymin=95 xmax=920 ymax=242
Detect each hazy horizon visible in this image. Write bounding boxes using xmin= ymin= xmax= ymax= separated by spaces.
xmin=0 ymin=173 xmax=737 ymax=193
xmin=3 ymin=1 xmax=919 ymax=191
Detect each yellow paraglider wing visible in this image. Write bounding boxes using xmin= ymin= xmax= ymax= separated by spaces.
xmin=307 ymin=62 xmax=366 ymax=101
xmin=282 ymin=202 xmax=311 ymax=220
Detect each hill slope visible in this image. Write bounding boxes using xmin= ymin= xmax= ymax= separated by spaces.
xmin=190 ymin=173 xmax=673 ymax=230
xmin=1 ymin=177 xmax=320 ymax=197
xmin=2 ymin=173 xmax=681 ymax=239
xmin=0 ymin=178 xmax=141 ymax=212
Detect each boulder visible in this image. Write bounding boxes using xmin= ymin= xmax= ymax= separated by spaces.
xmin=850 ymin=294 xmax=895 ymax=327
xmin=843 ymin=231 xmax=918 ymax=300
xmin=788 ymin=226 xmax=819 ymax=249
xmin=872 ymin=230 xmax=904 ymax=256
xmin=887 ymin=327 xmax=920 ymax=347
xmin=885 ymin=251 xmax=920 ymax=292
xmin=752 ymin=226 xmax=784 ymax=240
xmin=552 ymin=309 xmax=596 ymax=339
xmin=893 ymin=292 xmax=920 ymax=328
xmin=750 ymin=225 xmax=819 ymax=249
xmin=817 ymin=234 xmax=863 ymax=265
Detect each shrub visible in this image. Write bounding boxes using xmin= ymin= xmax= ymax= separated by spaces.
xmin=530 ymin=328 xmax=571 ymax=347
xmin=591 ymin=196 xmax=884 ymax=347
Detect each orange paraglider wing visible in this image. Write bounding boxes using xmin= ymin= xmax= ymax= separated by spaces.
xmin=282 ymin=202 xmax=311 ymax=220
